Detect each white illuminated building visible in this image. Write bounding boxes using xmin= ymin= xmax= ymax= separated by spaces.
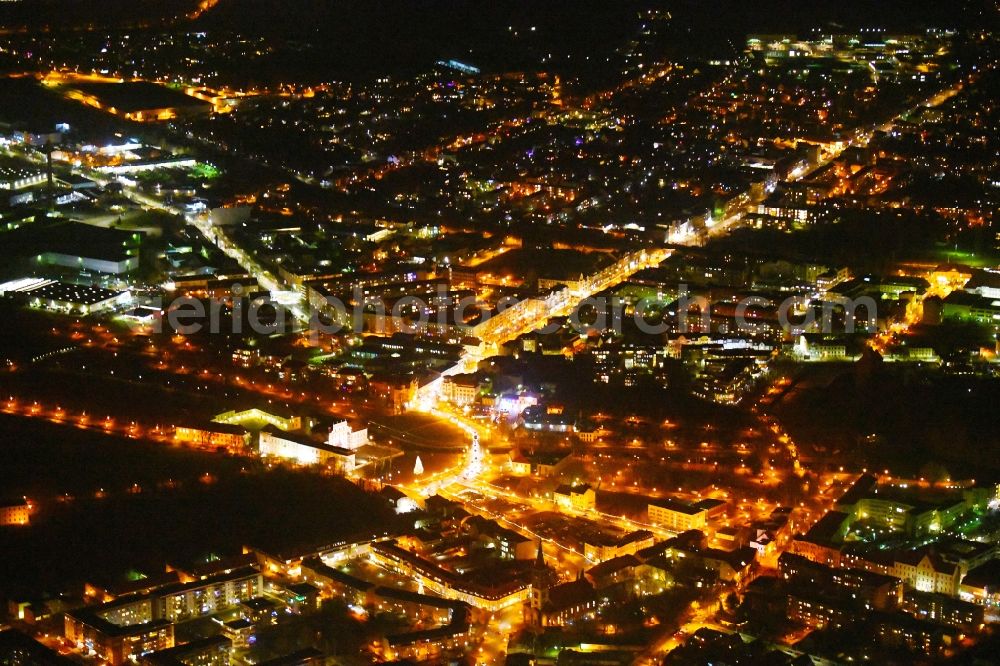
xmin=327 ymin=420 xmax=368 ymax=450
xmin=258 ymin=426 xmax=356 ymax=471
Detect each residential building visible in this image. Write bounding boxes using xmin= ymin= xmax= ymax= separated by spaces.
xmin=139 ymin=635 xmax=232 ymax=666
xmin=0 ymin=498 xmax=31 ymax=526
xmin=892 ymin=551 xmax=962 ymax=596
xmin=903 ymin=590 xmax=985 ymax=629
xmin=509 ymin=451 xmax=572 ymax=477
xmin=648 ymin=499 xmax=709 ymax=532
xmin=583 ymin=530 xmax=655 ymax=563
xmin=65 ymin=566 xmax=262 ymax=664
xmin=554 ymin=484 xmax=596 ymax=512
xmin=173 ymin=423 xmax=248 ymax=453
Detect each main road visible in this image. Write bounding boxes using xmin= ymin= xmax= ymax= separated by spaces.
xmin=412 ymin=246 xmax=673 ymax=409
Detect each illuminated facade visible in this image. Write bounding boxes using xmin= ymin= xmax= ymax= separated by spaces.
xmin=174 ymin=423 xmax=248 ymax=452
xmin=893 ymin=553 xmax=961 ymax=596
xmin=37 ymin=252 xmax=140 ymax=275
xmin=64 ymin=612 xmax=174 ymax=666
xmin=583 ymin=530 xmax=655 ymax=563
xmin=213 ymin=408 xmax=302 ymax=432
xmin=258 ymin=427 xmax=356 ymax=471
xmin=65 ymin=567 xmax=261 ymax=664
xmin=648 ymin=499 xmax=709 ymax=533
xmin=157 ymin=568 xmax=264 ymax=622
xmin=326 ymin=420 xmax=368 ymax=450
xmin=849 ymin=495 xmax=972 ymax=537
xmin=442 ymin=375 xmax=479 ymax=406
xmin=553 ymin=484 xmax=596 ymax=512
xmin=0 ymin=499 xmax=31 ymax=526
xmin=370 ymin=541 xmax=530 ymax=611
xmin=137 ymin=635 xmax=232 ymax=666
xmin=0 ymin=164 xmax=45 ymax=190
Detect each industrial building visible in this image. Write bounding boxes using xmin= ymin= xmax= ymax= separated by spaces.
xmin=0 ymin=277 xmax=130 ymax=314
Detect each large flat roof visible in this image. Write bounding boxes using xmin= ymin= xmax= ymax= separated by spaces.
xmin=649 ymin=498 xmax=704 ymax=515
xmin=14 ymin=280 xmax=124 ymax=306
xmin=0 ymin=156 xmax=42 ymax=182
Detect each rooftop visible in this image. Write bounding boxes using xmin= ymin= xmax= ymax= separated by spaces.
xmin=962 ymin=559 xmax=1000 ymax=590
xmin=543 ymin=578 xmax=595 ymax=612
xmin=5 ymin=280 xmax=124 ymax=306
xmin=0 ymin=629 xmax=76 ymax=665
xmin=586 ymin=555 xmax=640 ymax=580
xmin=649 ymin=498 xmax=704 ymax=515
xmin=555 ymin=483 xmax=592 ymax=496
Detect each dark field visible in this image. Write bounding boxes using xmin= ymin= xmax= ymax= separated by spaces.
xmin=773 ymin=363 xmax=1000 ymax=481
xmin=0 ymin=414 xmax=401 ymax=596
xmin=0 ymin=77 xmax=128 ymax=140
xmin=68 ymin=82 xmax=212 ymax=114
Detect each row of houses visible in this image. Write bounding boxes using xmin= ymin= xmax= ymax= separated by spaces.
xmin=791 ymin=476 xmax=1000 ymax=609
xmin=532 ymin=529 xmax=757 ymax=627
xmin=64 ymin=567 xmax=263 ymax=665
xmin=298 ymin=557 xmax=472 ymax=662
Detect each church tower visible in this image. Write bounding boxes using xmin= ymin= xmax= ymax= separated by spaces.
xmin=527 ymin=541 xmax=555 ymax=627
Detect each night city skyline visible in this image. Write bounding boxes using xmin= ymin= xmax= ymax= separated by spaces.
xmin=0 ymin=2 xmax=999 ymax=665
